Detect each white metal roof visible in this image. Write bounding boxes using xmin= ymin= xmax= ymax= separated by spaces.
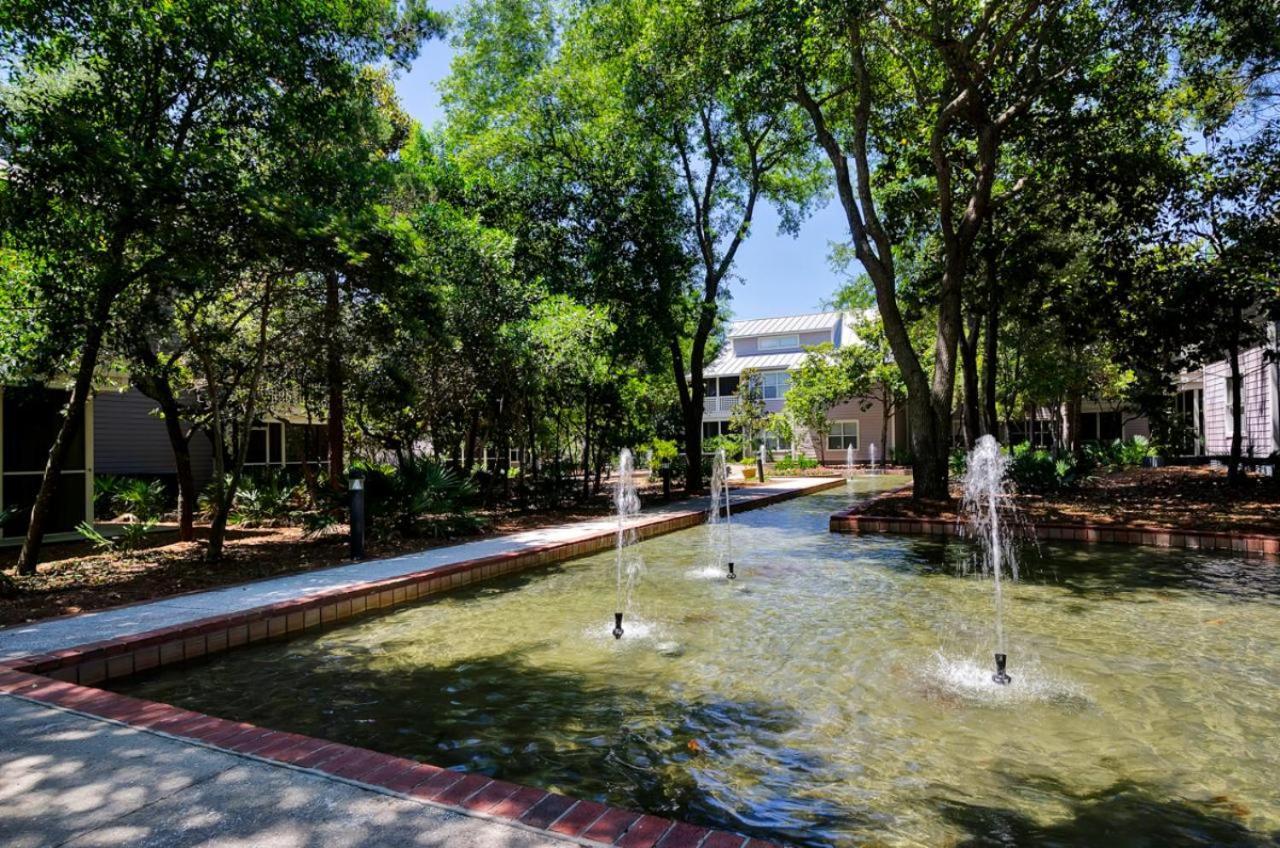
xmin=728 ymin=312 xmax=842 ymax=338
xmin=704 ymin=350 xmax=810 ymax=377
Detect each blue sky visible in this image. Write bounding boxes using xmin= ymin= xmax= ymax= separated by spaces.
xmin=393 ymin=22 xmax=850 ymax=321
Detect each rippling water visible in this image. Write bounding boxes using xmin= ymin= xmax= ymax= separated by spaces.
xmin=115 ymin=477 xmax=1280 ymax=846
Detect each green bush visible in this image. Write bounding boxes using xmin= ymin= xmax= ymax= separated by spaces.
xmin=231 ymin=470 xmax=300 ymax=526
xmin=773 ymin=455 xmax=819 ymax=473
xmin=362 ymin=457 xmax=480 ymax=539
xmin=1081 ymin=435 xmax=1155 ymax=469
xmin=76 ymin=518 xmax=157 ymax=553
xmin=949 ymin=447 xmax=968 ymax=477
xmin=95 ymin=475 xmax=169 ymax=521
xmin=115 ymin=478 xmax=169 ymax=521
xmin=703 ymin=434 xmax=743 ymax=462
xmin=1007 ymin=443 xmax=1093 ymax=493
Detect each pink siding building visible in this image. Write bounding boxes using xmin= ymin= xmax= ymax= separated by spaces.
xmin=701 ymin=312 xmax=905 ymax=462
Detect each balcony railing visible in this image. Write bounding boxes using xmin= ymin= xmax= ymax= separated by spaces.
xmin=703 ymin=396 xmax=738 ymax=414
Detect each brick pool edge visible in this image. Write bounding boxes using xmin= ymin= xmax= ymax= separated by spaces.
xmin=830 ymin=485 xmax=1280 ymax=557
xmin=1 ymin=478 xmax=849 ymax=848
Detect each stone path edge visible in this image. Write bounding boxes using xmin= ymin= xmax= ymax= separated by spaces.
xmin=830 ymin=484 xmax=1280 ymax=557
xmin=1 ymin=479 xmax=846 ymax=848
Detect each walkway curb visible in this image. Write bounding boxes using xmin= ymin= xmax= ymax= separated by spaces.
xmin=1 ymin=477 xmax=851 ymax=848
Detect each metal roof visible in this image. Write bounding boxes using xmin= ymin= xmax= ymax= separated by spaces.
xmin=704 ymin=350 xmax=810 ymax=377
xmin=728 ymin=312 xmax=842 ymax=338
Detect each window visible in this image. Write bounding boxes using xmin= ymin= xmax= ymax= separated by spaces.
xmin=246 ymin=422 xmax=285 ymax=466
xmin=1078 ymin=411 xmax=1123 ymax=443
xmin=761 ymin=371 xmax=791 ymax=400
xmin=1224 ymin=376 xmax=1248 ymax=438
xmin=763 ymin=430 xmax=790 ymax=452
xmin=827 ymin=420 xmax=859 ymax=451
xmin=758 ymin=334 xmax=799 ymax=351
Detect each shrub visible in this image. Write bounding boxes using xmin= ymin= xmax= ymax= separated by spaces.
xmin=1007 ymin=443 xmax=1093 ymax=493
xmin=773 ymin=455 xmax=818 ymax=473
xmin=93 ymin=474 xmax=126 ymax=519
xmin=231 ymin=470 xmax=300 ymax=527
xmin=362 ymin=457 xmax=480 ymax=538
xmin=1081 ymin=435 xmax=1156 ymax=469
xmin=704 ymin=434 xmax=743 ymax=462
xmin=114 ymin=478 xmax=169 ymax=521
xmin=76 ymin=518 xmax=157 ymax=553
xmin=949 ymin=447 xmax=968 ymax=477
xmin=95 ymin=475 xmax=168 ymax=521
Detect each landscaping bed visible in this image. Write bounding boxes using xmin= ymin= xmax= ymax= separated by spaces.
xmin=865 ymin=466 xmax=1280 ymax=535
xmin=0 ymin=489 xmax=665 ymax=627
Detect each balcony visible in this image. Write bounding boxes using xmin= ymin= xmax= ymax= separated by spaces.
xmin=702 ymin=396 xmax=785 ymax=417
xmin=703 ymin=396 xmax=738 ymax=415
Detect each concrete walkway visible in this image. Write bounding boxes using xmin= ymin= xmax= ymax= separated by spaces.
xmin=0 ymin=696 xmax=573 ymax=848
xmin=0 ymin=477 xmax=845 ymax=848
xmin=0 ymin=477 xmax=833 ymax=662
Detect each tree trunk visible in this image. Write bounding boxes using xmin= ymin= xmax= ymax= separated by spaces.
xmin=983 ymin=284 xmax=1000 ymax=439
xmin=959 ymin=313 xmax=982 ymax=447
xmin=580 ymin=398 xmax=592 ymax=502
xmin=17 ymin=287 xmax=114 ymax=574
xmin=908 ymin=390 xmax=952 ymax=500
xmin=1228 ymin=322 xmax=1244 ymax=485
xmin=207 ymin=282 xmax=273 ymax=562
xmin=325 ymin=271 xmax=345 ymax=485
xmin=132 ymin=341 xmax=196 ymax=542
xmin=1065 ymin=396 xmax=1082 ymax=454
xmin=880 ymin=391 xmax=890 ymax=463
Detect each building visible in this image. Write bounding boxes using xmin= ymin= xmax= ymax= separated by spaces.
xmin=1 ymin=384 xmax=327 ymax=545
xmin=1191 ymin=319 xmax=1280 ymax=462
xmin=701 ymin=311 xmax=905 ymax=462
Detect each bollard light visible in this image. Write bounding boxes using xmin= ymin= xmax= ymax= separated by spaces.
xmin=349 ymin=469 xmax=366 ymax=559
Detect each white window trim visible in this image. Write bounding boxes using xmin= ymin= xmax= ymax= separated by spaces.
xmin=758 ymin=334 xmax=799 ymax=351
xmin=826 ymin=420 xmax=860 ymax=451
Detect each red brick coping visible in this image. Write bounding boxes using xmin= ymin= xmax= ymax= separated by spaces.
xmin=1 ymin=481 xmax=842 ymax=848
xmin=830 ymin=485 xmax=1280 ymax=557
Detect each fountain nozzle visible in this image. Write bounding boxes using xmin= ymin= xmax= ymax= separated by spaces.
xmin=727 ymin=561 xmax=736 ymax=580
xmin=612 ymin=612 xmax=624 ymax=639
xmin=992 ymin=652 xmax=1011 ymax=685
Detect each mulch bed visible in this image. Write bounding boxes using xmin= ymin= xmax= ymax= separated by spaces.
xmin=0 ymin=485 xmax=675 ymax=628
xmin=868 ymin=466 xmax=1280 ymax=536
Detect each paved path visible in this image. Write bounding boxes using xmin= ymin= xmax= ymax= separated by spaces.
xmin=0 ymin=476 xmax=845 ymax=848
xmin=0 ymin=695 xmax=573 ymax=848
xmin=0 ymin=477 xmax=834 ymax=663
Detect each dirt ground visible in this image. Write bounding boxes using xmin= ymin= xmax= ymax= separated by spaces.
xmin=0 ymin=485 xmax=671 ymax=628
xmin=868 ymin=466 xmax=1280 ymax=535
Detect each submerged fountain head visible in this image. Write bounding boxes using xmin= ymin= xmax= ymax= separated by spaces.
xmin=992 ymin=652 xmax=1011 ymax=685
xmin=613 ymin=611 xmax=624 ymax=639
xmin=727 ymin=561 xmax=736 ymax=580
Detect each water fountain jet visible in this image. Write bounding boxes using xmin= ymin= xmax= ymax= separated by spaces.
xmin=961 ymin=435 xmax=1020 ymax=686
xmin=611 ymin=449 xmax=643 ymax=639
xmin=708 ymin=448 xmax=734 ymax=580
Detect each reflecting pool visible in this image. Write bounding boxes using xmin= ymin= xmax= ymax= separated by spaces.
xmin=115 ymin=477 xmax=1280 ymax=846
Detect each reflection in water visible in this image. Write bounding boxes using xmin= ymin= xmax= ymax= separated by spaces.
xmin=115 ymin=476 xmax=1280 ymax=847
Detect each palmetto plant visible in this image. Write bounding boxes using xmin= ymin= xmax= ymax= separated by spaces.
xmin=365 ymin=457 xmax=480 ymax=538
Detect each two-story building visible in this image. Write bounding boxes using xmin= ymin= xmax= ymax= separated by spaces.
xmin=702 ymin=311 xmax=905 ymax=463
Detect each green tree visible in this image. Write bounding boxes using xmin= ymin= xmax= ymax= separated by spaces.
xmin=729 ymin=368 xmax=769 ymax=457
xmin=0 ymin=0 xmax=434 ymax=571
xmin=738 ymin=0 xmax=1172 ymax=497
